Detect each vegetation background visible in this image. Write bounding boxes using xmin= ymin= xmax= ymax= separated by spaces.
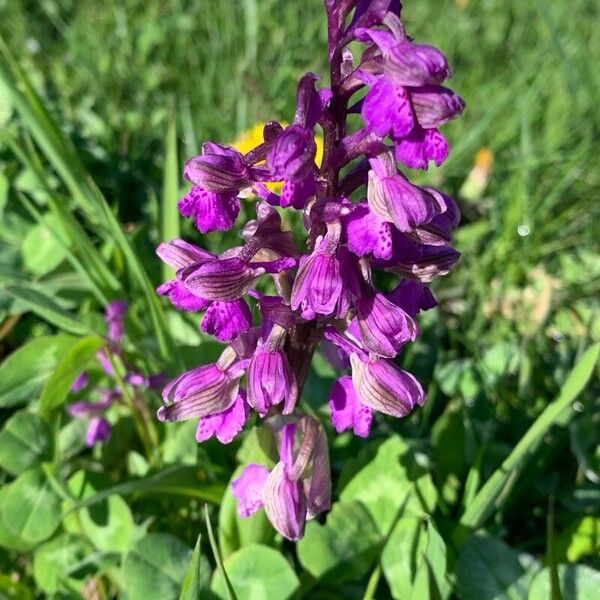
xmin=0 ymin=0 xmax=598 ymax=598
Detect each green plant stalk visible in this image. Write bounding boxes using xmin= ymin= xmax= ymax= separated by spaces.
xmin=161 ymin=114 xmax=180 ymax=282
xmin=204 ymin=504 xmax=237 ymax=600
xmin=105 ymin=349 xmax=159 ymax=466
xmin=458 ymin=342 xmax=600 ymax=538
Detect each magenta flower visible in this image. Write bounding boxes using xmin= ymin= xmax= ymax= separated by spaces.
xmin=156 ymin=0 xmax=463 ymax=540
xmin=231 ymin=416 xmax=331 ymax=540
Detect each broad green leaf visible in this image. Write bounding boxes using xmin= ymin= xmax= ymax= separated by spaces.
xmin=382 ymin=517 xmax=428 ymax=600
xmin=528 ymin=565 xmax=600 ymax=600
xmin=455 ymin=533 xmax=535 ymax=600
xmin=460 ymin=342 xmax=600 ymax=533
xmin=22 ymin=213 xmax=69 ymax=275
xmin=410 ymin=520 xmax=450 ymax=600
xmin=0 ymin=409 xmax=52 ymax=474
xmin=179 ymin=535 xmax=211 ymax=600
xmin=0 ymin=467 xmax=62 ymax=546
xmin=39 ymin=335 xmax=104 ymax=417
xmin=33 ymin=534 xmax=85 ymax=594
xmin=0 ymin=334 xmax=73 ymax=407
xmin=122 ymin=533 xmax=192 ymax=600
xmin=554 ymin=517 xmax=600 ymax=563
xmin=211 ymin=544 xmax=299 ymax=600
xmin=297 ymin=501 xmax=380 ymax=584
xmin=218 ymin=467 xmax=276 ymax=559
xmin=339 ymin=436 xmax=437 ymax=535
xmin=67 ymin=465 xmax=225 ymax=512
xmin=4 ymin=284 xmax=93 ymax=335
xmin=0 ymin=485 xmax=33 ymax=551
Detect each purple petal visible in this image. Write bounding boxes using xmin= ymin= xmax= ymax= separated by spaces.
xmin=394 ymin=127 xmax=449 ymax=170
xmin=158 ymin=363 xmax=241 ymax=421
xmin=85 ymin=417 xmax=111 ymax=446
xmin=280 ymin=174 xmax=316 ymax=209
xmin=362 ymin=77 xmax=414 ymax=139
xmin=329 ymin=376 xmax=373 ymax=437
xmin=247 ymin=348 xmax=297 ymax=416
xmin=178 ymin=186 xmax=240 ymax=234
xmin=201 ymin=299 xmax=252 ymax=342
xmin=183 ymin=258 xmax=263 ymax=301
xmin=184 ymin=151 xmax=249 ymax=193
xmin=303 ymin=422 xmax=331 ymax=519
xmin=71 ymin=372 xmax=89 ymax=393
xmin=262 ymin=462 xmax=307 ymax=541
xmin=350 ymin=354 xmax=425 ymax=418
xmin=388 ymin=280 xmax=438 ymax=318
xmin=409 ymin=85 xmax=465 ymax=129
xmin=343 ymin=203 xmax=394 ymax=260
xmin=355 ymin=292 xmax=418 ymax=357
xmin=196 ymin=392 xmax=249 ymax=444
xmin=232 ymin=464 xmax=270 ymax=517
xmin=291 ymin=248 xmax=344 ymax=316
xmin=156 ymin=279 xmax=210 ymax=312
xmin=156 ymin=239 xmax=214 ymax=270
xmin=267 ymin=124 xmax=316 ymax=182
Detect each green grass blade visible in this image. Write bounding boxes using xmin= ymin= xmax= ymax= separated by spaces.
xmin=458 ymin=342 xmax=600 ymax=536
xmin=39 ymin=335 xmax=104 ymax=418
xmin=3 ymin=284 xmax=97 ymax=336
xmin=162 ymin=115 xmax=180 ymax=279
xmin=179 ymin=535 xmax=203 ymax=600
xmin=204 ymin=504 xmax=237 ymax=600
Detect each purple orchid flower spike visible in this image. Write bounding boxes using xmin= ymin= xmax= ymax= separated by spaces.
xmin=156 ymin=0 xmax=463 ymax=539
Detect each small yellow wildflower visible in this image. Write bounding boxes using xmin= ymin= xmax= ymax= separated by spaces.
xmin=459 ymin=147 xmax=494 ymax=201
xmin=231 ymin=122 xmax=324 ymax=193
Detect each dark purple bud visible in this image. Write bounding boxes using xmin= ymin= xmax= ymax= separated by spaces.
xmin=71 ymin=372 xmax=89 ymax=393
xmin=388 ymin=279 xmax=437 ymax=318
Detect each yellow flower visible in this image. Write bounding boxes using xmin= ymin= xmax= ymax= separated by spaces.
xmin=231 ymin=122 xmax=324 ymax=193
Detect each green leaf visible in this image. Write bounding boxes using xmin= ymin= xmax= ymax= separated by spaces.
xmin=67 ymin=465 xmax=225 ymax=512
xmin=382 ymin=517 xmax=428 ymax=600
xmin=22 ymin=213 xmax=69 ymax=275
xmin=297 ymin=500 xmax=380 ymax=584
xmin=68 ymin=471 xmax=136 ymax=553
xmin=33 ymin=534 xmax=85 ymax=594
xmin=122 ymin=533 xmax=192 ymax=600
xmin=179 ymin=535 xmax=211 ymax=600
xmin=218 ymin=466 xmax=276 ymax=559
xmin=39 ymin=335 xmax=104 ymax=417
xmin=554 ymin=517 xmax=600 ymax=563
xmin=0 ymin=409 xmax=52 ymax=474
xmin=410 ymin=520 xmax=450 ymax=600
xmin=455 ymin=533 xmax=535 ymax=600
xmin=4 ymin=284 xmax=93 ymax=335
xmin=528 ymin=565 xmax=600 ymax=600
xmin=0 ymin=334 xmax=73 ymax=407
xmin=339 ymin=436 xmax=437 ymax=535
xmin=0 ymin=485 xmax=34 ymax=551
xmin=0 ymin=467 xmax=62 ymax=546
xmin=459 ymin=342 xmax=600 ymax=533
xmin=211 ymin=544 xmax=299 ymax=600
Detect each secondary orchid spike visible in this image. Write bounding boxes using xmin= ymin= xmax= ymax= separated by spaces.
xmin=156 ymin=0 xmax=463 ymax=540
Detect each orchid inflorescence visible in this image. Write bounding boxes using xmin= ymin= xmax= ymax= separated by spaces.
xmin=156 ymin=0 xmax=463 ymax=540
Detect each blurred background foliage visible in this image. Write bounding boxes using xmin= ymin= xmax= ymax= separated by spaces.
xmin=0 ymin=0 xmax=599 ymax=598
